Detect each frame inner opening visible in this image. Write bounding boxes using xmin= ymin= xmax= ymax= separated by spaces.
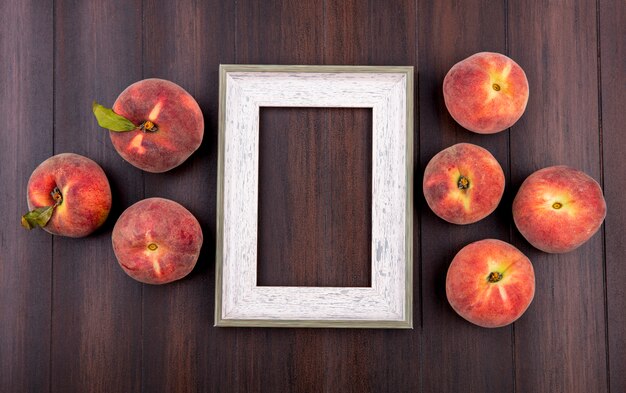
xmin=256 ymin=107 xmax=373 ymax=287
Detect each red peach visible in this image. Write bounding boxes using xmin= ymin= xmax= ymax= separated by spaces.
xmin=110 ymin=78 xmax=204 ymax=173
xmin=512 ymin=165 xmax=606 ymax=253
xmin=446 ymin=239 xmax=535 ymax=328
xmin=24 ymin=153 xmax=112 ymax=237
xmin=112 ymin=197 xmax=203 ymax=284
xmin=423 ymin=143 xmax=505 ymax=224
xmin=443 ymin=52 xmax=529 ymax=134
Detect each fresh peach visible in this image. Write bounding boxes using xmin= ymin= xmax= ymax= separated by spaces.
xmin=443 ymin=52 xmax=529 ymax=134
xmin=93 ymin=78 xmax=204 ymax=173
xmin=22 ymin=153 xmax=112 ymax=237
xmin=512 ymin=165 xmax=606 ymax=253
xmin=446 ymin=239 xmax=535 ymax=328
xmin=423 ymin=143 xmax=505 ymax=224
xmin=112 ymin=197 xmax=203 ymax=284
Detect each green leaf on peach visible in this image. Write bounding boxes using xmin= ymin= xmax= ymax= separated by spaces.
xmin=21 ymin=205 xmax=56 ymax=230
xmin=92 ymin=101 xmax=137 ymax=132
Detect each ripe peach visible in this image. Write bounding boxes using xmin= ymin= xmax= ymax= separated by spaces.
xmin=512 ymin=166 xmax=606 ymax=253
xmin=93 ymin=78 xmax=204 ymax=173
xmin=112 ymin=197 xmax=203 ymax=284
xmin=423 ymin=143 xmax=505 ymax=224
xmin=446 ymin=239 xmax=535 ymax=328
xmin=443 ymin=52 xmax=529 ymax=134
xmin=22 ymin=153 xmax=112 ymax=237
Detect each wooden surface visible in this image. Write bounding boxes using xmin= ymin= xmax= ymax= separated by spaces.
xmin=0 ymin=0 xmax=623 ymax=392
xmin=258 ymin=107 xmax=373 ymax=288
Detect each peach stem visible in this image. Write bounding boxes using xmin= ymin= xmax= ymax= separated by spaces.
xmin=457 ymin=176 xmax=470 ymax=190
xmin=488 ymin=271 xmax=503 ymax=283
xmin=51 ymin=187 xmax=63 ymax=205
xmin=139 ymin=120 xmax=158 ymax=133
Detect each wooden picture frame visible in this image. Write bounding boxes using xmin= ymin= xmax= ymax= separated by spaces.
xmin=215 ymin=65 xmax=414 ymax=328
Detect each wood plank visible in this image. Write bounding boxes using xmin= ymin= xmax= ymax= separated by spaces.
xmin=321 ymin=1 xmax=419 ymax=390
xmin=50 ymin=1 xmax=143 ymax=392
xmin=508 ymin=0 xmax=608 ymax=392
xmin=0 ymin=1 xmax=53 ymax=392
xmin=309 ymin=0 xmax=419 ymax=391
xmin=600 ymin=0 xmax=626 ymax=391
xmin=222 ymin=0 xmax=326 ymax=390
xmin=225 ymin=0 xmax=419 ymax=391
xmin=140 ymin=0 xmax=236 ymax=391
xmin=236 ymin=0 xmax=324 ymax=65
xmin=257 ymin=107 xmax=372 ymax=287
xmin=416 ymin=0 xmax=514 ymax=391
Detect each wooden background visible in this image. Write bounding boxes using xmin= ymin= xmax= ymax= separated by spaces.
xmin=1 ymin=0 xmax=623 ymax=392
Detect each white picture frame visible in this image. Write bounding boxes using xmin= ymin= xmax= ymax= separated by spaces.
xmin=215 ymin=65 xmax=413 ymax=328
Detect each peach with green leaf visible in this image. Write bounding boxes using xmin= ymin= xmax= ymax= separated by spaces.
xmin=22 ymin=153 xmax=112 ymax=237
xmin=93 ymin=78 xmax=204 ymax=173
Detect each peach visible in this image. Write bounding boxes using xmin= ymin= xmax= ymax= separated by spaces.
xmin=93 ymin=78 xmax=204 ymax=173
xmin=446 ymin=239 xmax=535 ymax=328
xmin=443 ymin=52 xmax=529 ymax=134
xmin=22 ymin=153 xmax=112 ymax=237
xmin=512 ymin=165 xmax=606 ymax=253
xmin=112 ymin=197 xmax=203 ymax=284
xmin=423 ymin=143 xmax=505 ymax=224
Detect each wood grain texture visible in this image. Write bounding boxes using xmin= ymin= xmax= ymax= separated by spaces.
xmin=226 ymin=0 xmax=419 ymax=389
xmin=140 ymin=0 xmax=236 ymax=392
xmin=417 ymin=0 xmax=514 ymax=391
xmin=0 ymin=2 xmax=53 ymax=392
xmin=51 ymin=1 xmax=143 ymax=392
xmin=508 ymin=0 xmax=607 ymax=392
xmin=221 ymin=1 xmax=326 ymax=390
xmin=258 ymin=107 xmax=373 ymax=288
xmin=1 ymin=0 xmax=622 ymax=391
xmin=315 ymin=0 xmax=421 ymax=391
xmin=600 ymin=0 xmax=626 ymax=392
